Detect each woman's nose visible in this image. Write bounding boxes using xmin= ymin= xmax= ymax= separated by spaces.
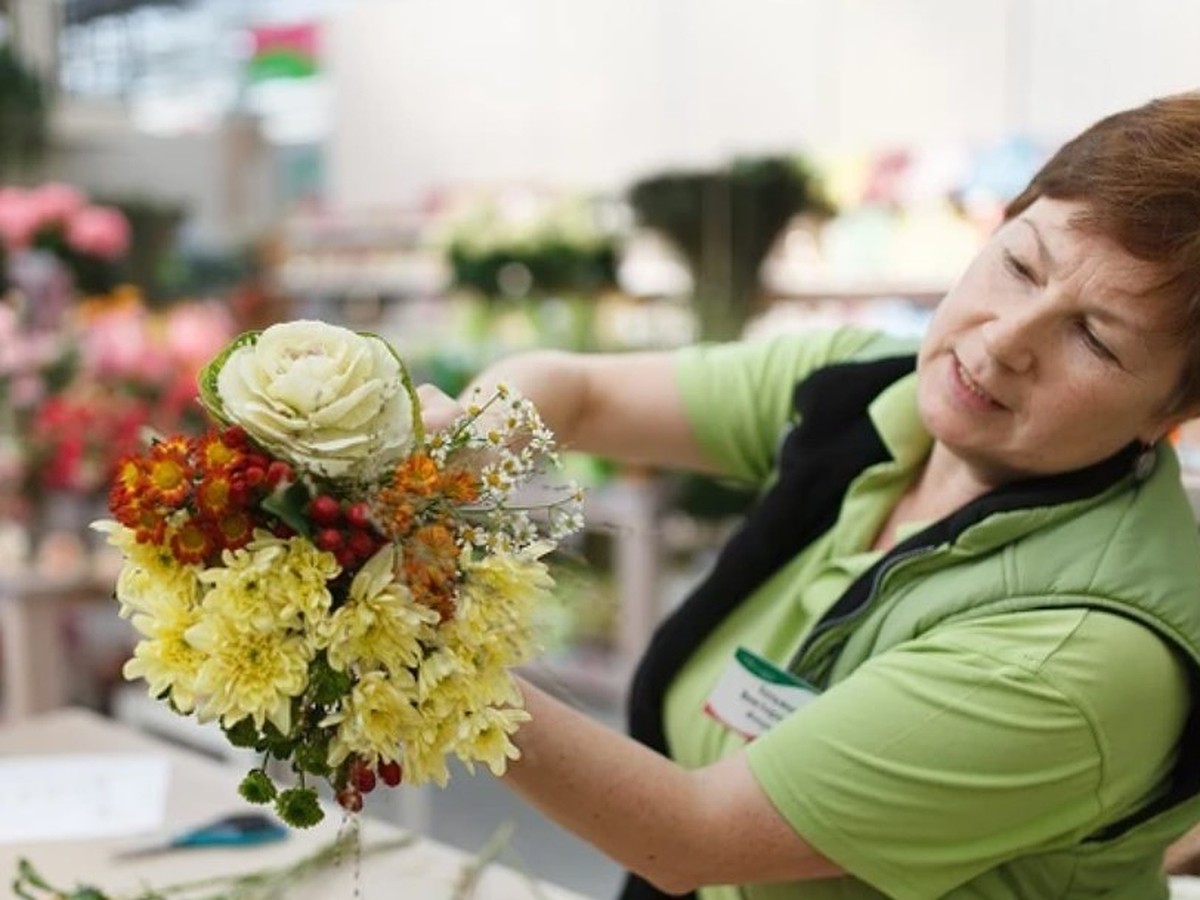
xmin=980 ymin=311 xmax=1037 ymax=374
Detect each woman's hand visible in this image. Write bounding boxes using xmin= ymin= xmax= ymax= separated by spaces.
xmin=415 ymin=384 xmax=466 ymax=436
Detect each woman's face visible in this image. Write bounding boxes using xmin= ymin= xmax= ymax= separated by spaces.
xmin=917 ymin=197 xmax=1191 ymax=485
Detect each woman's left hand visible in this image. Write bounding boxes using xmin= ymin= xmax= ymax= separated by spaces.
xmin=416 ymin=383 xmax=465 ymax=435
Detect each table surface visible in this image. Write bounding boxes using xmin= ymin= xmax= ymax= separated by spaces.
xmin=0 ymin=708 xmax=591 ymax=900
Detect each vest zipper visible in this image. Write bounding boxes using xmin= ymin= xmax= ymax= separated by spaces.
xmin=789 ymin=544 xmax=940 ymax=679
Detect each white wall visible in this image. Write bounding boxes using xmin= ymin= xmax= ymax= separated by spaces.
xmin=328 ymin=0 xmax=1200 ymax=209
xmin=49 ymin=102 xmax=281 ymax=252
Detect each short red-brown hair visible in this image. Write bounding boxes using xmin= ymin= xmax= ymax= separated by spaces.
xmin=1004 ymin=92 xmax=1200 ymax=413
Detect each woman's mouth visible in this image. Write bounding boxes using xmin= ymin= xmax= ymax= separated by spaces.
xmin=952 ymin=357 xmax=1003 ymax=410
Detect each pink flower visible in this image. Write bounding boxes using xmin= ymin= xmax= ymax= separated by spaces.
xmin=30 ymin=183 xmax=86 ymax=225
xmin=65 ymin=205 xmax=130 ymax=260
xmin=80 ymin=303 xmax=170 ymax=381
xmin=163 ymin=302 xmax=235 ymax=372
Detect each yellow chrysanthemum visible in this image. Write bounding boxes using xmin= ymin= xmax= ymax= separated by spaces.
xmin=122 ymin=601 xmax=205 ymax=714
xmin=322 ymin=546 xmax=438 ymax=673
xmin=200 ymin=531 xmax=337 ymax=636
xmin=451 ymin=546 xmax=555 ymax=669
xmin=416 ymin=647 xmax=519 ymax=720
xmin=324 ymin=669 xmax=421 ymax=767
xmin=453 ymin=705 xmax=531 ymax=776
xmin=96 ymin=521 xmax=202 ymax=619
xmin=400 ymin=716 xmax=461 ymax=787
xmin=186 ymin=614 xmax=311 ymax=733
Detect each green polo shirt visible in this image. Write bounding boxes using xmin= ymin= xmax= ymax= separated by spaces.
xmin=665 ymin=330 xmax=1189 ymax=899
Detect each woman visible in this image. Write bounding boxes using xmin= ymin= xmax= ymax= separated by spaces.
xmin=420 ymin=93 xmax=1200 ymax=899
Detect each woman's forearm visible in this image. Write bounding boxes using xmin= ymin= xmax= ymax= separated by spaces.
xmin=501 ymin=677 xmax=840 ymax=893
xmin=502 ymin=677 xmax=712 ymax=894
xmin=461 ymin=349 xmax=718 ymax=472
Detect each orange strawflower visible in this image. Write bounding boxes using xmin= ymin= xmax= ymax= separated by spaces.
xmin=170 ymin=518 xmax=216 ymax=565
xmin=391 ymin=453 xmax=441 ymax=496
xmin=402 ymin=522 xmax=460 ymax=618
xmin=129 ymin=503 xmax=168 ymax=545
xmin=373 ymin=492 xmax=415 ymax=538
xmin=194 ymin=431 xmax=244 ymax=473
xmin=195 ymin=472 xmax=237 ymax=518
xmin=440 ymin=468 xmax=479 ymax=503
xmin=212 ymin=510 xmax=254 ymax=551
xmin=112 ymin=456 xmax=146 ymax=497
xmin=145 ymin=439 xmax=192 ymax=507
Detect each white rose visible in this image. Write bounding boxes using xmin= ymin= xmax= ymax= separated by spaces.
xmin=201 ymin=320 xmax=419 ymax=479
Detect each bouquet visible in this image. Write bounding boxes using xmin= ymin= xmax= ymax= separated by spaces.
xmin=95 ymin=320 xmax=583 ymax=827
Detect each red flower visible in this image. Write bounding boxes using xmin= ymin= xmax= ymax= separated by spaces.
xmin=170 ymin=518 xmax=216 ymax=565
xmin=212 ymin=510 xmax=254 ymax=552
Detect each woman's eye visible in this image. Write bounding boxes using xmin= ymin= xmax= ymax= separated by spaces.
xmin=1003 ymin=250 xmax=1036 ymax=283
xmin=1078 ymin=321 xmax=1117 ymax=362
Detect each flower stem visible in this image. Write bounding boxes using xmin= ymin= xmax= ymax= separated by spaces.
xmin=451 ymin=821 xmax=514 ymax=900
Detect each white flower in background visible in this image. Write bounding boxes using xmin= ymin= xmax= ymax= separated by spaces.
xmin=200 ymin=320 xmax=419 ymax=479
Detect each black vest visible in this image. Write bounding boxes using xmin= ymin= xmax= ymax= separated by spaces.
xmin=617 ymin=355 xmax=1150 ymax=900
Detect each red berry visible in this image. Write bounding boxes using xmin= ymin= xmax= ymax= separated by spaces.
xmin=271 ymin=522 xmax=296 ymax=539
xmin=334 ymin=547 xmax=357 ymax=569
xmin=350 ymin=763 xmax=377 ymax=794
xmin=309 ymin=495 xmax=342 ymax=526
xmin=377 ymin=760 xmax=402 ymax=787
xmin=265 ymin=460 xmax=293 ymax=487
xmin=345 ymin=502 xmax=372 ymax=529
xmin=243 ymin=465 xmax=265 ymax=488
xmin=347 ymin=529 xmax=376 ymax=559
xmin=336 ymin=787 xmax=363 ymax=812
xmin=315 ymin=528 xmax=344 ymax=551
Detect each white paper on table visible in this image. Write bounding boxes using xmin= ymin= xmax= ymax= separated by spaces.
xmin=0 ymin=754 xmax=168 ymax=843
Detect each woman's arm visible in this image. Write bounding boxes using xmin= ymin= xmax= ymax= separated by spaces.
xmin=455 ymin=349 xmax=722 ymax=474
xmin=503 ymin=677 xmax=843 ymax=894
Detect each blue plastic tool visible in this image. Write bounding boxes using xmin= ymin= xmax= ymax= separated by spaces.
xmin=115 ymin=812 xmax=287 ymax=860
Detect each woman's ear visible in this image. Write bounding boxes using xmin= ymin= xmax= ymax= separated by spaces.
xmin=1147 ymin=407 xmax=1200 ymax=445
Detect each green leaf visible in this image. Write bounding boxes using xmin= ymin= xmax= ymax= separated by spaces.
xmin=261 ymin=480 xmax=313 ymax=539
xmin=16 ymin=859 xmax=52 ymax=889
xmin=366 ymin=330 xmax=424 ymax=447
xmin=225 ymin=716 xmax=261 ymax=749
xmin=197 ymin=330 xmax=260 ymax=424
xmin=308 ymin=653 xmax=352 ymax=705
xmin=239 ymin=769 xmax=278 ymax=804
xmin=69 ymin=889 xmax=108 ymax=900
xmin=261 ymin=720 xmax=298 ymax=760
xmin=275 ymin=787 xmax=324 ymax=828
xmin=293 ymin=740 xmax=331 ymax=776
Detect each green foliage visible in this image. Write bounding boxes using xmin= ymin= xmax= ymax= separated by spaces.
xmin=197 ymin=330 xmax=260 ymax=423
xmin=0 ymin=47 xmax=47 ymax=178
xmin=13 ymin=834 xmax=420 ymax=898
xmin=449 ymin=241 xmax=618 ymax=299
xmin=274 ymin=787 xmax=323 ymax=828
xmin=238 ymin=769 xmax=278 ymax=804
xmin=225 ymin=716 xmax=261 ymax=748
xmin=629 ymin=155 xmax=834 ymax=340
xmin=308 ymin=652 xmax=353 ymax=705
xmin=261 ymin=480 xmax=313 ymax=539
xmin=293 ymin=738 xmax=332 ymax=777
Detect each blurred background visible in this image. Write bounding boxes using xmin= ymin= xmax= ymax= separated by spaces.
xmin=2 ymin=1 xmax=1200 ymax=895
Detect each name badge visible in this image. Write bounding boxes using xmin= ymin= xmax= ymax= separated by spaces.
xmin=703 ymin=647 xmax=820 ymax=741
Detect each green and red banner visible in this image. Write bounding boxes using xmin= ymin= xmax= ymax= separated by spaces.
xmin=247 ymin=22 xmax=319 ymax=81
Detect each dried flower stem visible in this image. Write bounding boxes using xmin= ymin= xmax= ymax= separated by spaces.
xmin=451 ymin=821 xmax=515 ymax=900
